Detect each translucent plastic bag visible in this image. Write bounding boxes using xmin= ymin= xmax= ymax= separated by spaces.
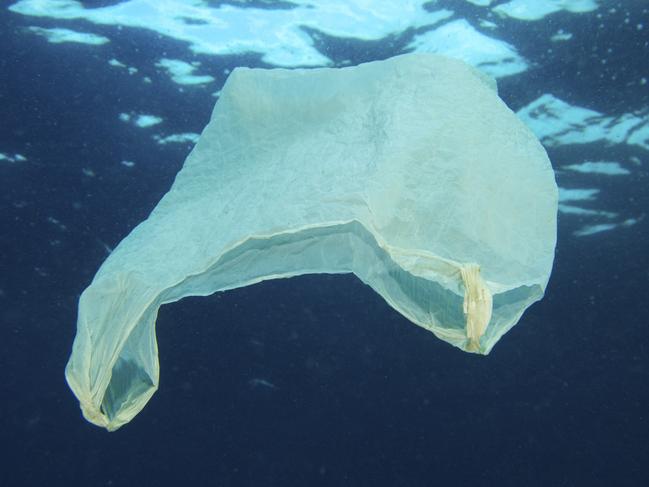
xmin=66 ymin=53 xmax=558 ymax=430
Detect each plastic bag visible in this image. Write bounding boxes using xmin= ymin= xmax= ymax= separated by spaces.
xmin=66 ymin=53 xmax=558 ymax=430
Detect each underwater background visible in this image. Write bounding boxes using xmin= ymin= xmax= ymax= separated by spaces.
xmin=1 ymin=1 xmax=648 ymax=485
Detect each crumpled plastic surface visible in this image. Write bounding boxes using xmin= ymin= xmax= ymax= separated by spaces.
xmin=66 ymin=53 xmax=558 ymax=430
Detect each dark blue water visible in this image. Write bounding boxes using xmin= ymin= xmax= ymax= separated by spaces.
xmin=1 ymin=2 xmax=648 ymax=486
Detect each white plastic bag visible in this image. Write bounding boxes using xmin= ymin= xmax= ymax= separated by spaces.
xmin=66 ymin=53 xmax=558 ymax=430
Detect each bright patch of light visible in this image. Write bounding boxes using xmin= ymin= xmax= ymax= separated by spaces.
xmin=558 ymin=204 xmax=617 ymax=218
xmin=9 ymin=0 xmax=454 ymax=67
xmin=119 ymin=113 xmax=163 ymax=128
xmin=26 ymin=26 xmax=110 ymax=45
xmin=156 ymin=59 xmax=215 ymax=85
xmin=134 ymin=115 xmax=163 ymax=128
xmin=564 ymin=161 xmax=630 ymax=176
xmin=0 ymin=152 xmax=27 ymax=163
xmin=573 ymin=218 xmax=638 ymax=237
xmin=494 ymin=0 xmax=599 ymax=21
xmin=517 ymin=94 xmax=649 ymax=151
xmin=558 ymin=188 xmax=599 ymax=202
xmin=109 ymin=58 xmax=138 ymax=74
xmin=407 ymin=19 xmax=527 ymax=78
xmin=550 ymin=30 xmax=573 ymax=42
xmin=573 ymin=223 xmax=617 ymax=237
xmin=153 ymin=133 xmax=200 ymax=145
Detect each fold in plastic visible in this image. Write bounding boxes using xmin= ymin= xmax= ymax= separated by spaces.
xmin=66 ymin=53 xmax=558 ymax=430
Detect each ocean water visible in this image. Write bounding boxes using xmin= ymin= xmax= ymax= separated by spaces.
xmin=1 ymin=1 xmax=648 ymax=486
